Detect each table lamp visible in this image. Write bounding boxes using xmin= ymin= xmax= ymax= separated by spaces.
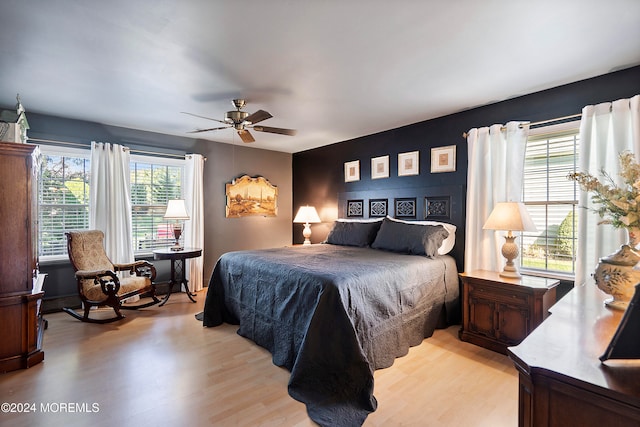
xmin=293 ymin=206 xmax=321 ymax=245
xmin=164 ymin=199 xmax=190 ymax=251
xmin=483 ymin=202 xmax=536 ymax=278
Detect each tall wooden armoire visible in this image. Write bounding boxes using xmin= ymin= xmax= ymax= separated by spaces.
xmin=0 ymin=141 xmax=45 ymax=373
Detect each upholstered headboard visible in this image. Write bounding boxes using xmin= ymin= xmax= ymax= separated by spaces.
xmin=337 ymin=185 xmax=465 ymax=271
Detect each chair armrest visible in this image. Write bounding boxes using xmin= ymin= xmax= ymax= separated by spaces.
xmin=75 ymin=269 xmax=120 ymax=296
xmin=112 ymin=261 xmax=140 ymax=270
xmin=75 ymin=269 xmax=114 ymax=278
xmin=113 ymin=261 xmax=156 ymax=281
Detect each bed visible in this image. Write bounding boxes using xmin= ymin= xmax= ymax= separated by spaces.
xmin=202 ymin=216 xmax=461 ymax=426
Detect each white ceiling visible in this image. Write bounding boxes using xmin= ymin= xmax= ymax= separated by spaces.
xmin=1 ymin=0 xmax=639 ymax=153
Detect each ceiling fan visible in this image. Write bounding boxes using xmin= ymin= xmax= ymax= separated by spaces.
xmin=182 ymin=99 xmax=297 ymax=143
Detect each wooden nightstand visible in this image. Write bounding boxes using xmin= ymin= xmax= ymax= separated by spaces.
xmin=459 ymin=270 xmax=559 ymax=354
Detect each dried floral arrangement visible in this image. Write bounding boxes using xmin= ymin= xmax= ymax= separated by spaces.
xmin=568 ymin=151 xmax=640 ymax=230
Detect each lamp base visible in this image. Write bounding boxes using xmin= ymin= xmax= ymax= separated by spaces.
xmin=499 ymin=267 xmax=522 ymax=279
xmin=302 ymin=223 xmax=312 ymax=245
xmin=171 ymin=223 xmax=184 ymax=251
xmin=500 ymin=233 xmax=522 ymax=279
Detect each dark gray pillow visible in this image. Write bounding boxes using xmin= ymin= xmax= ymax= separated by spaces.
xmin=325 ymin=220 xmax=382 ymax=247
xmin=371 ymin=218 xmax=449 ymax=257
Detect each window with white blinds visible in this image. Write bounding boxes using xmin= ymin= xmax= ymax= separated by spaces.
xmin=520 ymin=123 xmax=580 ymax=277
xmin=38 ymin=146 xmax=184 ymax=260
xmin=38 ymin=147 xmax=91 ymax=258
xmin=130 ymin=157 xmax=183 ymax=252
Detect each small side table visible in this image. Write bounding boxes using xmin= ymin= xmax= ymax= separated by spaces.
xmin=153 ymin=248 xmax=202 ymax=306
xmin=459 ymin=270 xmax=559 ymax=354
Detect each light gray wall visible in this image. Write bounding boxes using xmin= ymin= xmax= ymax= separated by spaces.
xmin=196 ymin=140 xmax=292 ymax=284
xmin=14 ymin=111 xmax=292 ymax=307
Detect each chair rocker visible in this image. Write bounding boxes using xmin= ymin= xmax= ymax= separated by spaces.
xmin=63 ymin=230 xmax=161 ymax=324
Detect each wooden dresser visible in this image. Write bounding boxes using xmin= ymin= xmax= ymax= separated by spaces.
xmin=459 ymin=270 xmax=559 ymax=354
xmin=508 ymin=282 xmax=640 ymax=427
xmin=0 ymin=141 xmax=45 ymax=373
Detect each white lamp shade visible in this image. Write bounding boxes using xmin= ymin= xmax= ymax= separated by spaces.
xmin=164 ymin=199 xmax=190 ymax=220
xmin=293 ymin=206 xmax=321 ymax=224
xmin=483 ymin=202 xmax=536 ymax=232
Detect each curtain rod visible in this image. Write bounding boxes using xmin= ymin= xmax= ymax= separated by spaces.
xmin=462 ymin=113 xmax=582 ymax=139
xmin=27 ymin=137 xmax=205 ymax=160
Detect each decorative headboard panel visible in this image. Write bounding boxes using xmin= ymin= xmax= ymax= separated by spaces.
xmin=337 ymin=185 xmax=466 ymax=271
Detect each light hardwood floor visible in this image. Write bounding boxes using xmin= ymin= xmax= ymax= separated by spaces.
xmin=0 ymin=292 xmax=518 ymax=426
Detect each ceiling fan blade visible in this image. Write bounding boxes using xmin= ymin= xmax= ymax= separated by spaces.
xmin=244 ymin=109 xmax=272 ymax=125
xmin=238 ymin=129 xmax=255 ymax=143
xmin=181 ymin=111 xmax=228 ymax=124
xmin=253 ymin=125 xmax=297 ymax=136
xmin=188 ymin=126 xmax=231 ymax=133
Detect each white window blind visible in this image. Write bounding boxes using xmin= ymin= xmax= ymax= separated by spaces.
xmin=37 ymin=146 xmax=184 ymax=260
xmin=38 ymin=147 xmax=90 ymax=258
xmin=521 ymin=123 xmax=579 ymax=277
xmin=130 ymin=157 xmax=183 ymax=252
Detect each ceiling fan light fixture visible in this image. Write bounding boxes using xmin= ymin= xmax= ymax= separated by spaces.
xmin=225 ymin=110 xmax=249 ymax=123
xmin=184 ymin=99 xmax=296 ymax=142
xmin=232 ymin=99 xmax=246 ymax=109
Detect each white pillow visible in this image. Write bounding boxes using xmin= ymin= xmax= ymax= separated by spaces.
xmin=385 ymin=215 xmax=456 ymax=255
xmin=336 ymin=217 xmax=385 ymax=223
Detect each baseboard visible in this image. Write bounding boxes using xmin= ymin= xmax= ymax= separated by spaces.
xmin=42 ymin=295 xmax=81 ymax=313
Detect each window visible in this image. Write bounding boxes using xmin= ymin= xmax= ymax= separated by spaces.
xmin=38 ymin=147 xmax=90 ymax=259
xmin=38 ymin=146 xmax=184 ymax=260
xmin=520 ymin=122 xmax=580 ymax=278
xmin=130 ymin=156 xmax=183 ymax=252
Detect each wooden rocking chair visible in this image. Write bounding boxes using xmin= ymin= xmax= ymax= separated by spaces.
xmin=63 ymin=230 xmax=161 ymax=323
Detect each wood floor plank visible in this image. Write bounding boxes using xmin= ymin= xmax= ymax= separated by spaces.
xmin=0 ymin=292 xmax=518 ymax=426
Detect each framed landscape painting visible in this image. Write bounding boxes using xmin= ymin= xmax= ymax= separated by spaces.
xmin=225 ymin=175 xmax=278 ymax=217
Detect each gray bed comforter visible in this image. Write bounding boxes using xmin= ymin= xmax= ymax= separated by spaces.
xmin=202 ymin=244 xmax=459 ymax=426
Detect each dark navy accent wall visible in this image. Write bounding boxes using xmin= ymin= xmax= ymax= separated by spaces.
xmin=292 ymin=66 xmax=640 ymax=270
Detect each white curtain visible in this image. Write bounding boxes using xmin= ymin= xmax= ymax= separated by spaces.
xmin=90 ymin=141 xmax=134 ymax=264
xmin=465 ymin=122 xmax=529 ymax=273
xmin=575 ymin=95 xmax=640 ymax=285
xmin=184 ymin=154 xmax=205 ymax=292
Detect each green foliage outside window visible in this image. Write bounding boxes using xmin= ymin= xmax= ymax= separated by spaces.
xmin=38 ymin=149 xmax=183 ymax=258
xmin=38 ymin=155 xmax=90 ymax=257
xmin=520 ymin=129 xmax=579 ymax=276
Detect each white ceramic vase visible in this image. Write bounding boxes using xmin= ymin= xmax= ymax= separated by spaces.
xmin=593 ymin=228 xmax=640 ymax=310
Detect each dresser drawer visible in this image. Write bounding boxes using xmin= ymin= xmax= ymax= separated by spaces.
xmin=468 ymin=282 xmax=529 ymax=307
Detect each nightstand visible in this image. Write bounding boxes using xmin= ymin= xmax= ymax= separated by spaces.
xmin=459 ymin=270 xmax=559 ymax=354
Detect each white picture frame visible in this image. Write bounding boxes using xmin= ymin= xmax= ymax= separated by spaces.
xmin=371 ymin=155 xmax=389 ymax=179
xmin=398 ymin=151 xmax=419 ymax=176
xmin=431 ymin=145 xmax=456 ymax=173
xmin=344 ymin=160 xmax=360 ymax=182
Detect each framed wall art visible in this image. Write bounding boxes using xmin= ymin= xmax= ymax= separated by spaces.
xmin=344 ymin=160 xmax=360 ymax=182
xmin=431 ymin=145 xmax=456 ymax=173
xmin=425 ymin=196 xmax=451 ymax=220
xmin=347 ymin=199 xmax=364 ymax=217
xmin=394 ymin=197 xmax=416 ymax=219
xmin=398 ymin=151 xmax=419 ymax=176
xmin=371 ymin=155 xmax=389 ymax=179
xmin=369 ymin=199 xmax=388 ymax=217
xmin=225 ymin=175 xmax=278 ymax=218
